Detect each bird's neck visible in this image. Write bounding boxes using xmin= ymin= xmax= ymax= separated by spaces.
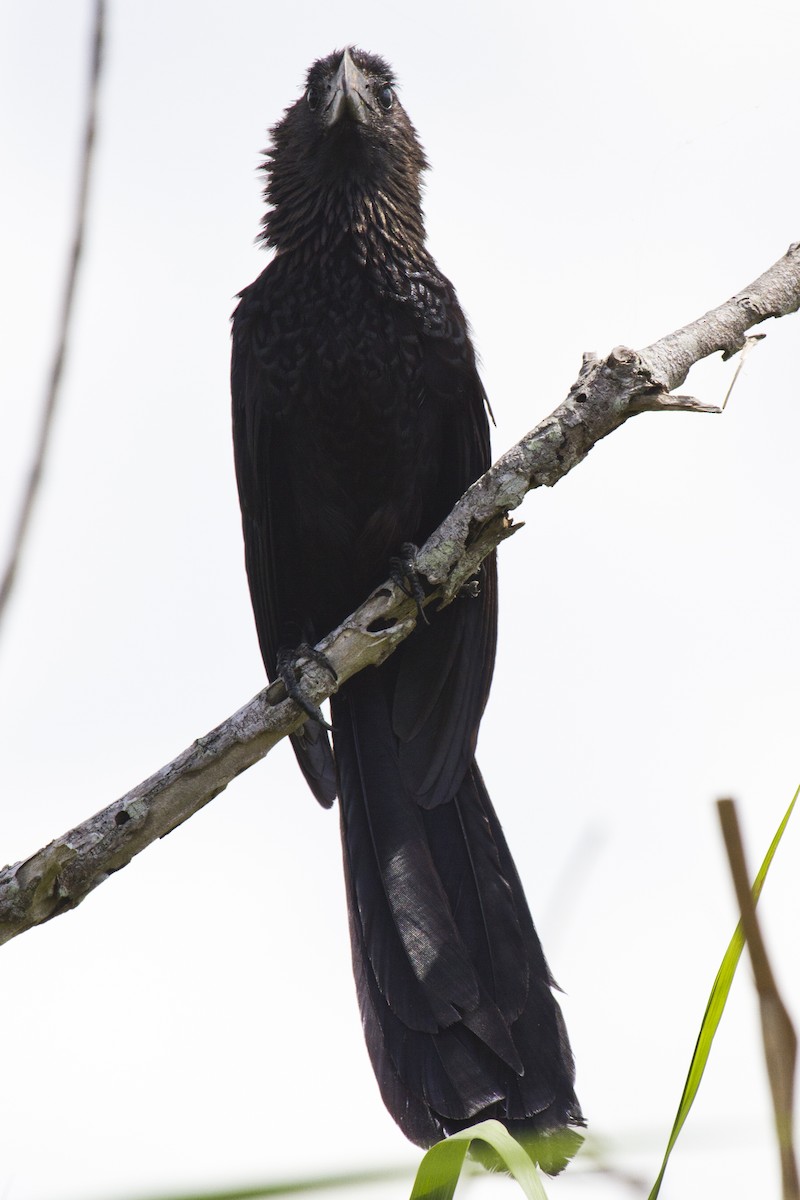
xmin=264 ymin=177 xmax=432 ymax=282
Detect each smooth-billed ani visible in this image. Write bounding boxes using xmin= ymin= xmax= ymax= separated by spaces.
xmin=231 ymin=47 xmax=583 ymax=1171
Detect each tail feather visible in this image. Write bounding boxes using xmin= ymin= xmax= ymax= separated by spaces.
xmin=336 ymin=674 xmax=481 ymax=1028
xmin=393 ymin=591 xmax=492 ymax=808
xmin=344 ymin=888 xmax=510 ymax=1124
xmin=422 ymin=770 xmax=528 ymax=1020
xmin=333 ymin=670 xmax=583 ymax=1171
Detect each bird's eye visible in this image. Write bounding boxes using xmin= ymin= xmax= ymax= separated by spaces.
xmin=377 ymin=84 xmax=393 ymax=111
xmin=306 ymin=85 xmax=320 ymax=111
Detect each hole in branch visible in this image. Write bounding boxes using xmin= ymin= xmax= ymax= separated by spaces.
xmin=368 ymin=616 xmax=399 ymax=633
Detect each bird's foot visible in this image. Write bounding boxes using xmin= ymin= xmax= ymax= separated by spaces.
xmin=276 ymin=644 xmax=338 ymax=729
xmin=459 ymin=574 xmax=482 ymax=599
xmin=390 ymin=542 xmax=429 ymax=625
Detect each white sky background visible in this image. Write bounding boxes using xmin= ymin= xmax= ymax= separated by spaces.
xmin=1 ymin=2 xmax=798 ymax=1199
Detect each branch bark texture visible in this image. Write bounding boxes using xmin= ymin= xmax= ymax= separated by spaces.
xmin=1 ymin=240 xmax=798 ymax=947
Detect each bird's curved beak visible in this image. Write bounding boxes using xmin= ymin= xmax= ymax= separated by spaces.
xmin=325 ymin=47 xmax=370 ymax=126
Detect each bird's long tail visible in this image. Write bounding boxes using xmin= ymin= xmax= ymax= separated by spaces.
xmin=332 ymin=669 xmax=584 ymax=1174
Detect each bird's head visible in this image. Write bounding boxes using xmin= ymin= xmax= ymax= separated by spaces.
xmin=260 ymin=48 xmax=428 ymax=255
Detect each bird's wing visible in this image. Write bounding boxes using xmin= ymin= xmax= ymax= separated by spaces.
xmin=231 ymin=281 xmax=337 ymax=807
xmin=390 ymin=300 xmax=497 ymax=809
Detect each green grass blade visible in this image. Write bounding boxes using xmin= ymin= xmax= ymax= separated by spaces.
xmin=648 ymin=784 xmax=799 ymax=1200
xmin=409 ymin=1120 xmax=549 ymax=1200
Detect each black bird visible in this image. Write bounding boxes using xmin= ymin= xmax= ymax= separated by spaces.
xmin=231 ymin=47 xmax=583 ymax=1171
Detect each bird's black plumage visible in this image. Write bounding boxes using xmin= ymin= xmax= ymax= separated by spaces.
xmin=231 ymin=47 xmax=583 ymax=1170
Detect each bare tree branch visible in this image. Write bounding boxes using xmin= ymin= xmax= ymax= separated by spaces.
xmin=0 ymin=0 xmax=105 ymax=636
xmin=1 ymin=240 xmax=798 ymax=948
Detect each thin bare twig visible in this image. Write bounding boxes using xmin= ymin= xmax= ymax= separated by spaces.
xmin=0 ymin=0 xmax=105 ymax=636
xmin=1 ymin=242 xmax=799 ymax=946
xmin=717 ymin=798 xmax=799 ymax=1200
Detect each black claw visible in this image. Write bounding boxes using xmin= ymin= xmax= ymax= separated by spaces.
xmin=389 ymin=542 xmax=429 ymax=625
xmin=276 ymin=644 xmax=336 ymax=729
xmin=298 ymin=643 xmax=339 ymax=683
